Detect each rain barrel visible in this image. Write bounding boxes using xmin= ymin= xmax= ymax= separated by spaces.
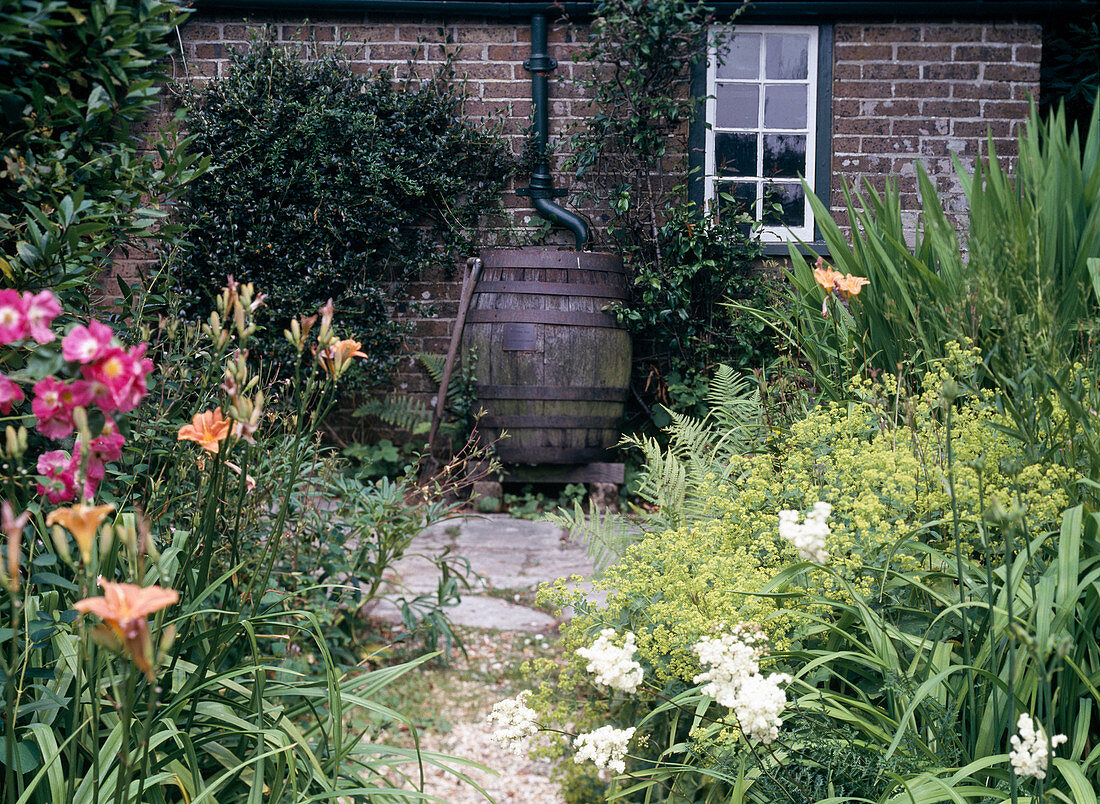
xmin=463 ymin=247 xmax=632 ymax=464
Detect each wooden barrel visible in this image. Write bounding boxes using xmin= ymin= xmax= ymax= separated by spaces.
xmin=463 ymin=247 xmax=632 ymax=464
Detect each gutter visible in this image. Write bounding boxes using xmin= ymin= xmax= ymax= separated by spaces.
xmin=192 ymin=0 xmax=1091 ymax=21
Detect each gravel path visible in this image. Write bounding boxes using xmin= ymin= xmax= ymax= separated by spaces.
xmin=418 ymin=717 xmax=565 ymax=804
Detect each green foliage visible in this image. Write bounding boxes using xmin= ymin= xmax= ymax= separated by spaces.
xmin=172 ymin=35 xmax=512 ymax=391
xmin=1041 ymin=10 xmax=1099 ymax=136
xmin=570 ymin=0 xmax=719 ymax=265
xmin=343 ymin=438 xmax=421 ymax=480
xmin=531 ymin=356 xmax=1087 ymax=801
xmin=570 ymin=0 xmax=775 ymax=422
xmin=614 ymin=209 xmax=778 ymax=423
xmin=0 ymin=0 xmax=206 ymax=299
xmin=0 ymin=284 xmax=483 ymax=802
xmin=766 ymin=102 xmax=1100 ymax=403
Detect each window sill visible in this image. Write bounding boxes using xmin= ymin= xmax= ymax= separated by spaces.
xmin=761 ymin=240 xmax=830 ymax=259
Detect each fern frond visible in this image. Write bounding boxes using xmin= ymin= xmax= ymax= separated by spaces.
xmin=544 ymin=499 xmax=643 ymax=573
xmin=353 ymin=394 xmax=430 ymax=431
xmin=416 ymin=353 xmax=446 ymax=385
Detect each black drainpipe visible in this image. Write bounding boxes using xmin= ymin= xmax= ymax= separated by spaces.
xmin=517 ymin=13 xmax=588 ymax=249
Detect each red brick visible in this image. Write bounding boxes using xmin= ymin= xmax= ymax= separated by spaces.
xmin=457 ymin=63 xmax=514 ymax=80
xmin=984 ymin=24 xmax=1041 ymax=45
xmin=1013 ymin=44 xmax=1041 ymax=64
xmin=893 ymin=81 xmax=952 ymax=99
xmin=860 ymin=135 xmax=918 ymax=153
xmin=830 ymin=135 xmax=861 ymax=153
xmin=953 ymin=81 xmax=1012 ymax=100
xmin=340 ymin=24 xmax=399 ymax=43
xmin=836 ymin=44 xmax=893 ymax=60
xmin=395 ymin=24 xmax=443 ymax=41
xmin=953 ymin=44 xmax=1010 ymax=62
xmin=288 ymin=25 xmax=335 ymax=42
xmin=922 ymin=24 xmax=983 ymax=43
xmin=838 ymin=116 xmax=891 ymax=136
xmin=896 ymin=44 xmax=951 ymax=61
xmin=923 ymin=63 xmax=980 ymax=81
xmin=192 ymin=43 xmax=225 ymax=60
xmin=487 ymin=44 xmax=524 ymax=60
xmin=1012 ymin=84 xmax=1039 ymax=101
xmin=981 ymin=100 xmax=1030 ymax=119
xmin=833 ymin=25 xmax=864 ymax=43
xmin=921 ymin=99 xmax=980 ymax=117
xmin=832 ymin=98 xmax=861 ymax=116
xmin=834 ymin=80 xmax=894 ymax=98
xmin=860 ymin=62 xmax=919 ymax=80
xmin=223 ymin=24 xmax=265 ymax=41
xmin=182 ymin=23 xmax=222 ymax=41
xmin=892 ymin=118 xmax=949 ymax=137
xmin=952 ymin=119 xmax=1010 ymax=138
xmin=864 ymin=25 xmax=922 ymax=42
xmin=833 ymin=62 xmax=861 ymax=80
xmin=873 ymin=98 xmax=921 ymax=115
xmin=453 ymin=26 xmax=516 ymax=44
xmin=368 ymin=43 xmax=423 ymax=60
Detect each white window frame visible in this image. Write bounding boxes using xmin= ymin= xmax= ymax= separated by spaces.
xmin=705 ymin=25 xmax=819 ymax=243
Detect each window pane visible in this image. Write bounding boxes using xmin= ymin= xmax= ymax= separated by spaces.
xmin=717 ymin=181 xmax=758 ymax=223
xmin=715 ymin=132 xmax=757 ymax=177
xmin=763 ymin=84 xmax=807 ymax=129
xmin=763 ymin=134 xmax=806 ymax=178
xmin=765 ymin=34 xmax=809 ymax=80
xmin=763 ymin=182 xmax=804 ymax=227
xmin=715 ymin=84 xmax=758 ymax=128
xmin=716 ymin=33 xmax=760 ymax=79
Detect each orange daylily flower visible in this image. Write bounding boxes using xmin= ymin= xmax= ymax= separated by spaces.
xmin=813 ymin=265 xmax=845 ymax=293
xmin=74 ymin=580 xmax=178 ymax=680
xmin=178 ymin=408 xmax=232 ymax=453
xmin=318 ymin=339 xmax=367 ymax=378
xmin=46 ymin=503 xmax=115 ymax=564
xmin=835 ymin=273 xmax=870 ymax=298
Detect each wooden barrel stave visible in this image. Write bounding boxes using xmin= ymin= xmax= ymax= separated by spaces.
xmin=464 ymin=248 xmax=631 ymax=464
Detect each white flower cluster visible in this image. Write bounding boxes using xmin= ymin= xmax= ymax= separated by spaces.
xmin=486 ymin=691 xmax=539 ymax=756
xmin=1009 ymin=713 xmax=1067 ymax=780
xmin=576 ymin=628 xmax=644 ymax=693
xmin=573 ymin=725 xmax=636 ymax=774
xmin=693 ymin=626 xmax=791 ymax=744
xmin=778 ymin=501 xmax=832 ymax=563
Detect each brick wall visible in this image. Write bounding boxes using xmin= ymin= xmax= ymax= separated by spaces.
xmin=158 ymin=13 xmax=1042 ymax=427
xmin=831 ymin=22 xmax=1042 ymax=237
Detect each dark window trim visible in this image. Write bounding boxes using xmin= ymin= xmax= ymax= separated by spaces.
xmin=689 ymin=23 xmax=833 ymax=256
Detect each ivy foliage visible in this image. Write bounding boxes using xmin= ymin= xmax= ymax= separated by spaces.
xmin=172 ymin=35 xmax=512 ymax=391
xmin=0 ymin=0 xmax=205 ymax=301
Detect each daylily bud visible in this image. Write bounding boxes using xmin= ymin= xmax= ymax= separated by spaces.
xmin=50 ymin=524 xmax=73 ymax=565
xmin=5 ymin=425 xmax=26 ymax=459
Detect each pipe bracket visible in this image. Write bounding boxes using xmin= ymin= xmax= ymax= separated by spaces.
xmin=523 ymin=55 xmax=557 ymax=72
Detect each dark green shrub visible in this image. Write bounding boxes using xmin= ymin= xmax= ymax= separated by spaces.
xmin=172 ymin=36 xmax=512 ymax=392
xmin=0 ymin=0 xmax=205 ymax=300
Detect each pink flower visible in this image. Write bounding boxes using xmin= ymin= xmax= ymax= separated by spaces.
xmin=37 ymin=450 xmax=76 ymax=504
xmin=32 ymin=377 xmax=92 ymax=439
xmin=62 ymin=320 xmax=114 ymax=364
xmin=0 ymin=291 xmax=26 ymax=343
xmin=0 ymin=375 xmax=24 ymax=414
xmin=22 ymin=291 xmax=60 ymax=344
xmin=90 ymin=417 xmax=125 ymax=462
xmin=72 ymin=441 xmax=105 ymax=500
xmin=83 ymin=344 xmax=152 ymax=414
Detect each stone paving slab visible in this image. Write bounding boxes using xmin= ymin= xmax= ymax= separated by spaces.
xmin=368 ymin=513 xmax=602 ymax=632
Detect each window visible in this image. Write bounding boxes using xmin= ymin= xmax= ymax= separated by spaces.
xmin=704 ymin=25 xmax=827 ymax=244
